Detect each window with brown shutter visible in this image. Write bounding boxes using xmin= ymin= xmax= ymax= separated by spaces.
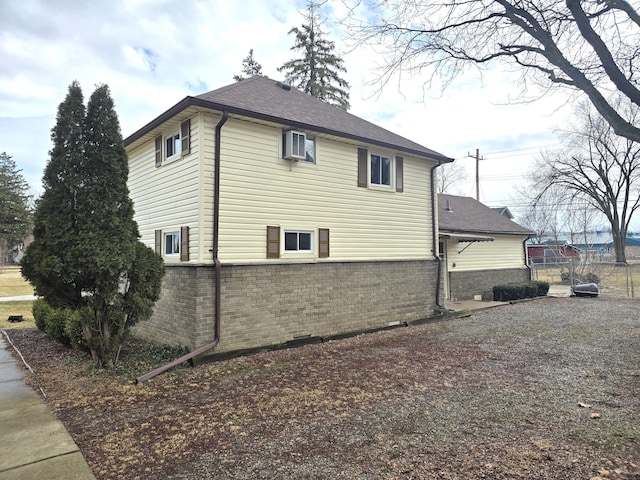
xmin=358 ymin=148 xmax=368 ymax=188
xmin=318 ymin=228 xmax=330 ymax=258
xmin=266 ymin=226 xmax=280 ymax=259
xmin=395 ymin=156 xmax=404 ymax=192
xmin=155 ymin=136 xmax=162 ymax=167
xmin=155 ymin=229 xmax=162 ymax=254
xmin=180 ymin=226 xmax=189 ymax=261
xmin=181 ymin=119 xmax=191 ymax=156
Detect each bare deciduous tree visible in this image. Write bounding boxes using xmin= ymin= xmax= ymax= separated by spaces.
xmin=518 ymin=184 xmax=567 ymax=245
xmin=348 ymin=0 xmax=640 ymax=142
xmin=532 ymin=99 xmax=640 ymax=263
xmin=437 ymin=160 xmax=468 ymax=194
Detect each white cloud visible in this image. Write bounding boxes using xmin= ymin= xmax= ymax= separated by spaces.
xmin=0 ymin=0 xmax=585 ymax=224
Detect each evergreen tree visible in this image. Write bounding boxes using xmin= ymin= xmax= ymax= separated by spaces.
xmin=278 ymin=0 xmax=350 ymax=110
xmin=233 ymin=49 xmax=263 ymax=82
xmin=21 ymin=82 xmax=164 ymax=368
xmin=21 ymin=81 xmax=87 ymax=306
xmin=0 ymin=152 xmax=32 ymax=267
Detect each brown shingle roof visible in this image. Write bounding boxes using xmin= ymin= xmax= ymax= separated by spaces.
xmin=439 ymin=194 xmax=533 ymax=236
xmin=125 ymin=76 xmax=452 ymax=162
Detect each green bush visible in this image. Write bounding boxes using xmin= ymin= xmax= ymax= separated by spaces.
xmin=31 ymin=299 xmax=84 ymax=349
xmin=493 ymin=280 xmax=549 ymax=302
xmin=64 ymin=310 xmax=87 ymax=351
xmin=534 ymin=280 xmax=550 ymax=296
xmin=32 ymin=299 xmax=50 ymax=332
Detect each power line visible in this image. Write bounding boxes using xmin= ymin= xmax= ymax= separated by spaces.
xmin=481 ymin=143 xmax=562 ymax=156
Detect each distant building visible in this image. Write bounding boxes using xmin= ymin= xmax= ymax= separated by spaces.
xmin=527 ymin=242 xmax=581 ymax=264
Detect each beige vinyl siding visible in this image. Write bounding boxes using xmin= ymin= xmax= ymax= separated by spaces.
xmin=211 ymin=115 xmax=435 ymax=263
xmin=127 ymin=113 xmax=208 ymax=263
xmin=445 ymin=234 xmax=527 ymax=272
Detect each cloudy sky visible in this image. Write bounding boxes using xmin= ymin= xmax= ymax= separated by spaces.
xmin=1 ymin=0 xmax=576 ymax=221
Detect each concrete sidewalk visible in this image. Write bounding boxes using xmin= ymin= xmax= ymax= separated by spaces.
xmin=0 ymin=334 xmax=95 ymax=480
xmin=445 ymin=285 xmax=572 ymax=313
xmin=0 ymin=295 xmax=37 ymax=302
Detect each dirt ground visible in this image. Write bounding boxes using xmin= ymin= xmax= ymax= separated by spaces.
xmin=4 ymin=296 xmax=640 ymax=479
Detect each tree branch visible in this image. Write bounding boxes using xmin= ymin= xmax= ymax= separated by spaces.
xmin=567 ymin=0 xmax=640 ymax=108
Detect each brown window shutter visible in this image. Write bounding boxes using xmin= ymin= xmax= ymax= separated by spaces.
xmin=181 ymin=119 xmax=191 ymax=156
xmin=155 ymin=136 xmax=162 ymax=167
xmin=155 ymin=229 xmax=162 ymax=254
xmin=357 ymin=148 xmax=368 ymax=188
xmin=266 ymin=226 xmax=280 ymax=259
xmin=396 ymin=156 xmax=404 ymax=192
xmin=180 ymin=226 xmax=189 ymax=261
xmin=318 ymin=228 xmax=330 ymax=258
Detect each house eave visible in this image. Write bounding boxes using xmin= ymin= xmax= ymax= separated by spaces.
xmin=124 ymin=96 xmax=454 ymax=163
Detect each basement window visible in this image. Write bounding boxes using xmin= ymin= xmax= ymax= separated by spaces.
xmin=284 ymin=231 xmax=313 ymax=252
xmin=164 ymin=232 xmax=180 ymax=256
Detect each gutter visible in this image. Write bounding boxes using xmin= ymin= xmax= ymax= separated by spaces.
xmin=430 ymin=160 xmax=444 ymax=310
xmin=124 ymin=96 xmax=454 ymax=165
xmin=136 ymin=111 xmax=229 ymax=384
xmin=523 ymin=237 xmax=532 ymax=281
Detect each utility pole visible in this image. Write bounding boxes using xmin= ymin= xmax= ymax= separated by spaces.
xmin=467 ymin=149 xmax=482 ymax=201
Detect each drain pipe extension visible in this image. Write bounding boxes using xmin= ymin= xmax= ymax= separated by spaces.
xmin=430 ymin=159 xmax=444 ymax=310
xmin=136 ymin=111 xmax=229 ymax=384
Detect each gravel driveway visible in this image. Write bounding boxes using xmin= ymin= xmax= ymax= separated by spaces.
xmin=7 ymin=296 xmax=640 ymax=479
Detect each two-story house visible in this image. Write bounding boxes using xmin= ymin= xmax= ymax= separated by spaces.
xmin=124 ymin=75 xmax=453 ymax=358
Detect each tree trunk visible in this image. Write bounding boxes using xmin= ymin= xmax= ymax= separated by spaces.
xmin=611 ymin=226 xmax=628 ymax=264
xmin=103 ymin=319 xmax=114 ymax=369
xmin=82 ymin=320 xmax=99 ymax=367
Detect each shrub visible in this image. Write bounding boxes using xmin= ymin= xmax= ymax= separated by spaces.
xmin=583 ymin=272 xmax=600 ymax=284
xmin=32 ymin=299 xmax=50 ymax=332
xmin=561 ymin=271 xmax=600 ymax=285
xmin=64 ymin=310 xmax=87 ymax=351
xmin=49 ymin=308 xmax=80 ymax=347
xmin=534 ymin=280 xmax=550 ymax=296
xmin=493 ymin=280 xmax=549 ymax=302
xmin=31 ymin=299 xmax=85 ymax=349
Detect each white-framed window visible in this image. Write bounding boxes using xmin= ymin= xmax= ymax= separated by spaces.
xmin=165 ymin=132 xmax=181 ymax=162
xmin=304 ymin=136 xmax=316 ymax=163
xmin=291 ymin=131 xmax=305 ymax=158
xmin=370 ymin=153 xmax=392 ymax=186
xmin=284 ymin=230 xmax=313 ymax=252
xmin=164 ymin=231 xmax=180 ymax=256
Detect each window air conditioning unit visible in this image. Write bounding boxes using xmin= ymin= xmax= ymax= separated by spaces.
xmin=284 ymin=130 xmax=306 ymax=161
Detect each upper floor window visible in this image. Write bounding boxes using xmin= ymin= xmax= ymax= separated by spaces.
xmin=165 ymin=132 xmax=181 ymax=162
xmin=358 ymin=148 xmax=403 ymax=192
xmin=370 ymin=154 xmax=391 ymax=186
xmin=154 ymin=118 xmax=191 ymax=167
xmin=304 ymin=136 xmax=316 ymax=163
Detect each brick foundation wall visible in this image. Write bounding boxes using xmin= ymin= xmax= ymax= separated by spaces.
xmin=448 ymin=267 xmax=531 ymax=301
xmin=134 ymin=259 xmax=441 ymax=354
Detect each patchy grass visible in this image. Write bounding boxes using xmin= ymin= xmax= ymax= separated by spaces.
xmin=532 ymin=262 xmax=640 ymax=297
xmin=0 ymin=300 xmax=35 ymax=329
xmin=0 ymin=265 xmax=34 ymax=297
xmin=6 ymin=298 xmax=640 ymax=480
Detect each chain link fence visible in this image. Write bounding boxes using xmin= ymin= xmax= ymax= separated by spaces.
xmin=529 ymin=260 xmax=638 ymax=298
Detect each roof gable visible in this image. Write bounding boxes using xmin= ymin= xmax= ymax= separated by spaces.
xmin=439 ymin=194 xmax=533 ymax=236
xmin=125 ymin=76 xmax=452 ymax=162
